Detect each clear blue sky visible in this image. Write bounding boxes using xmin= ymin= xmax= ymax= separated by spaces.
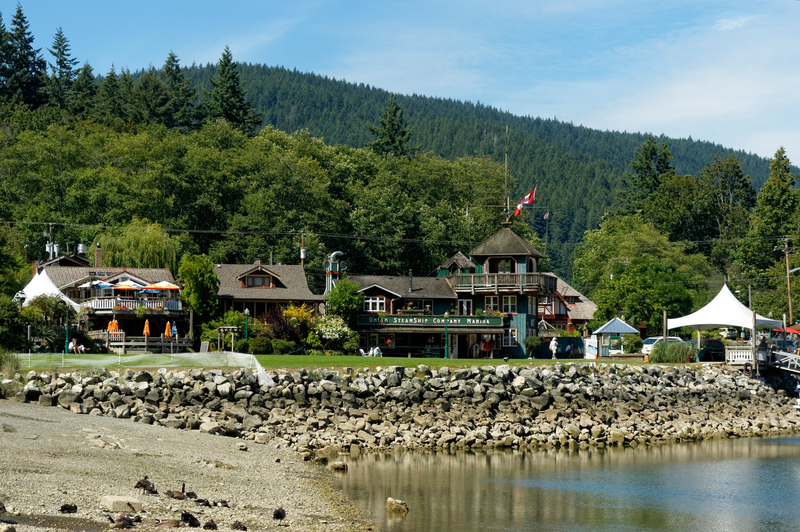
xmin=16 ymin=0 xmax=800 ymax=160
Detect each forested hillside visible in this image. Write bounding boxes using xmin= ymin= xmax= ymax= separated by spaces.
xmin=182 ymin=63 xmax=783 ymax=279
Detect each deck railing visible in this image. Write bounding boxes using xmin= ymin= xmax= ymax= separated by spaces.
xmin=81 ymin=297 xmax=182 ymax=311
xmin=447 ymin=272 xmax=557 ymax=295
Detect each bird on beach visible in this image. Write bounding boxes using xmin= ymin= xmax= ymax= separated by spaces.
xmin=181 ymin=511 xmax=201 ymax=528
xmin=213 ymin=500 xmax=229 ymax=508
xmin=273 ymin=507 xmax=286 ymax=526
xmin=230 ymin=521 xmax=247 ymax=530
xmin=59 ymin=503 xmax=78 ymax=513
xmin=202 ymin=519 xmax=218 ymax=530
xmin=165 ymin=482 xmax=187 ymax=500
xmin=134 ymin=475 xmax=156 ymax=495
xmin=195 ymin=498 xmax=211 ymax=507
xmin=107 ymin=514 xmax=137 ymax=529
xmin=155 ymin=518 xmax=182 ymax=528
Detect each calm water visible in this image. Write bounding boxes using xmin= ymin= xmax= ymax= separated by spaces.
xmin=336 ymin=437 xmax=800 ymax=532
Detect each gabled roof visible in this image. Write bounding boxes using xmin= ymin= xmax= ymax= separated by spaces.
xmin=44 ymin=266 xmax=176 ymax=290
xmin=556 ymin=277 xmax=597 ymax=321
xmin=469 ymin=227 xmax=544 ymax=260
xmin=215 ymin=263 xmax=323 ymax=302
xmin=594 ymin=317 xmax=638 ymax=335
xmin=440 ymin=252 xmax=476 ymax=271
xmin=236 ymin=264 xmax=282 ymax=281
xmin=37 ymin=253 xmax=90 ymax=272
xmin=348 ymin=274 xmax=458 ymax=299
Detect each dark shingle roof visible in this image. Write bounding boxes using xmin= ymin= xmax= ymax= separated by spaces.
xmin=469 ymin=227 xmax=544 ymax=260
xmin=556 ymin=277 xmax=597 ymax=321
xmin=348 ymin=275 xmax=457 ymax=299
xmin=215 ymin=264 xmax=324 ymax=302
xmin=440 ymin=252 xmax=476 ymax=271
xmin=44 ymin=267 xmax=176 ymax=289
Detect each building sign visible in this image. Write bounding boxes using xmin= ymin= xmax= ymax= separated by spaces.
xmin=357 ymin=315 xmax=503 ymax=327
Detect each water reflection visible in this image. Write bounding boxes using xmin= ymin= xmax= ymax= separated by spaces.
xmin=336 ymin=437 xmax=800 ymax=532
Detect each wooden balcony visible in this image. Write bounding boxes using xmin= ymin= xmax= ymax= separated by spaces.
xmin=80 ymin=297 xmax=183 ymax=313
xmin=447 ymin=272 xmax=557 ymax=296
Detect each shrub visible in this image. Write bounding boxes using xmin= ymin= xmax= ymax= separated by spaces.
xmin=523 ymin=336 xmax=542 ymax=357
xmin=249 ymin=336 xmax=273 ymax=354
xmin=0 ymin=351 xmax=21 ymax=398
xmin=651 ymin=341 xmax=697 ymax=363
xmin=272 ymin=339 xmax=296 ymax=354
xmin=623 ymin=334 xmax=643 ymax=353
xmin=136 ymin=306 xmax=148 ymax=319
xmin=234 ymin=338 xmax=249 ymax=353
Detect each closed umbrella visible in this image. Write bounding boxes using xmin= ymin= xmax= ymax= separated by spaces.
xmin=143 ymin=319 xmax=150 ymax=336
xmin=165 ymin=321 xmax=172 ymax=337
xmin=171 ymin=322 xmax=178 ymax=338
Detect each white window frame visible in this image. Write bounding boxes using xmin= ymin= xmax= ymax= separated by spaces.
xmin=485 ymin=295 xmax=499 ymax=312
xmin=503 ymin=328 xmax=518 ymax=347
xmin=363 ymin=296 xmax=385 ymax=312
xmin=458 ymin=299 xmax=473 ymax=316
xmin=502 ymin=296 xmax=517 ymax=314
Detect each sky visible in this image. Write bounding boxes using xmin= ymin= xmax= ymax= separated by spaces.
xmin=15 ymin=0 xmax=800 ymax=160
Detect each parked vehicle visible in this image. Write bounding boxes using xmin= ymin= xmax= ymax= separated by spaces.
xmin=693 ymin=338 xmax=726 ymax=362
xmin=718 ymin=328 xmax=737 ymax=340
xmin=773 ymin=338 xmax=796 ymax=353
xmin=641 ymin=336 xmax=683 ymax=355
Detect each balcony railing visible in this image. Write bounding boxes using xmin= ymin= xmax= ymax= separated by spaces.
xmin=447 ymin=272 xmax=557 ymax=295
xmin=80 ymin=297 xmax=182 ymax=312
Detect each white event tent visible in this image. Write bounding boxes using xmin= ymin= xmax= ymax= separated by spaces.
xmin=16 ymin=270 xmax=81 ymax=312
xmin=667 ymin=284 xmax=781 ymax=333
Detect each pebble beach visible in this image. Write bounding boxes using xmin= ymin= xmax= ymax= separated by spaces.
xmin=0 ymin=399 xmax=377 ymax=532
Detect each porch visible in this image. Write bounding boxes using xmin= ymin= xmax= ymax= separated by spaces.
xmin=81 ymin=296 xmax=182 ymax=312
xmin=447 ymin=272 xmax=557 ymax=296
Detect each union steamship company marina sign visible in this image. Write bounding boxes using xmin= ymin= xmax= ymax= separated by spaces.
xmin=357 ymin=315 xmax=503 ymax=327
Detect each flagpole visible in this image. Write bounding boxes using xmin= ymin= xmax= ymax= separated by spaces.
xmin=504 ymin=125 xmax=509 ymax=222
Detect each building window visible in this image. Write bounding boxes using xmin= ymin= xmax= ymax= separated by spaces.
xmin=246 ymin=276 xmax=271 ymax=287
xmin=485 ymin=295 xmax=498 ymax=312
xmin=503 ymin=328 xmax=518 ymax=347
xmin=502 ymin=296 xmax=517 ymax=314
xmin=363 ymin=296 xmax=385 ymax=312
xmin=458 ymin=299 xmax=472 ymax=316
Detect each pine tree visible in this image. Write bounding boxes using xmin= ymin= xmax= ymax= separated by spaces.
xmin=367 ymin=94 xmax=415 ymax=158
xmin=161 ymin=51 xmax=199 ymax=130
xmin=617 ymin=135 xmax=674 ymax=213
xmin=0 ymin=12 xmax=13 ymax=102
xmin=67 ymin=62 xmax=95 ymax=117
xmin=6 ymin=4 xmax=46 ymax=108
xmin=93 ymin=66 xmax=123 ymax=123
xmin=132 ymin=67 xmax=169 ymax=124
xmin=46 ymin=27 xmax=78 ymax=108
xmin=736 ymin=147 xmax=799 ymax=275
xmin=204 ymin=46 xmax=260 ymax=134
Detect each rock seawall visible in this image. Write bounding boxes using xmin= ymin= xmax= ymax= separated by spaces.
xmin=6 ymin=362 xmax=800 ymax=455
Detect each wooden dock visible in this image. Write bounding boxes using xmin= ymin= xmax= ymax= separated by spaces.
xmin=88 ymin=331 xmax=192 ymax=354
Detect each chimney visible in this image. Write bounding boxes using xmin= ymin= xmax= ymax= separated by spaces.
xmin=255 ymin=258 xmax=261 ymax=267
xmin=408 ymin=269 xmax=413 ymax=293
xmin=95 ymin=242 xmax=102 ymax=267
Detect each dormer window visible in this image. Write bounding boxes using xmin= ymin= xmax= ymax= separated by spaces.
xmin=246 ymin=275 xmax=272 ymax=288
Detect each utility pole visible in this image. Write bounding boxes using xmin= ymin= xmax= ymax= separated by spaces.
xmin=785 ymin=238 xmax=793 ymax=325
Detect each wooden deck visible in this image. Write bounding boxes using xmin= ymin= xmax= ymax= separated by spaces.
xmin=88 ymin=331 xmax=192 ymax=354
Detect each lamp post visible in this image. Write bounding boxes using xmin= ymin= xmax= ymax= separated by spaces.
xmin=444 ymin=311 xmax=449 ymax=359
xmin=57 ymin=300 xmax=69 ymax=354
xmin=244 ymin=308 xmax=250 ymax=341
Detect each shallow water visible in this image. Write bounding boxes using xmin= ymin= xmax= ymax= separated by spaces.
xmin=336 ymin=437 xmax=800 ymax=532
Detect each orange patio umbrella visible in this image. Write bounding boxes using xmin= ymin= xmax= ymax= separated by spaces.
xmin=165 ymin=321 xmax=172 ymax=337
xmin=143 ymin=319 xmax=150 ymax=336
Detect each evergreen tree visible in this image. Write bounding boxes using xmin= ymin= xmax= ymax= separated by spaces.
xmin=132 ymin=67 xmax=169 ymax=124
xmin=736 ymin=147 xmax=799 ymax=276
xmin=161 ymin=51 xmax=199 ymax=130
xmin=93 ymin=66 xmax=123 ymax=123
xmin=204 ymin=46 xmax=260 ymax=134
xmin=617 ymin=134 xmax=674 ymax=212
xmin=67 ymin=62 xmax=95 ymax=117
xmin=6 ymin=4 xmax=46 ymax=108
xmin=0 ymin=12 xmax=13 ymax=101
xmin=45 ymin=27 xmax=78 ymax=108
xmin=367 ymin=94 xmax=415 ymax=158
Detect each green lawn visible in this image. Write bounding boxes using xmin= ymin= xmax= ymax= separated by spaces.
xmin=10 ymin=351 xmax=647 ymax=373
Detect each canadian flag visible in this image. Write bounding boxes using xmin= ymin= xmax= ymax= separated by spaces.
xmin=514 ymin=187 xmax=536 ymax=217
